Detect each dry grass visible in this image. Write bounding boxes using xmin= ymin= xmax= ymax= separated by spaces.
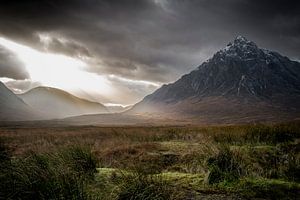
xmin=0 ymin=122 xmax=299 ymax=199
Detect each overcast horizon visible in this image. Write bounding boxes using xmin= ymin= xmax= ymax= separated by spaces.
xmin=0 ymin=0 xmax=299 ymax=106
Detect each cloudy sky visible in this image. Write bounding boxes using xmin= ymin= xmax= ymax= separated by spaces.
xmin=0 ymin=0 xmax=299 ymax=105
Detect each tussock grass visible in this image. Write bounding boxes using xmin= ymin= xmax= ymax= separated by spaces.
xmin=0 ymin=143 xmax=97 ymax=200
xmin=115 ymin=172 xmax=183 ymax=200
xmin=207 ymin=146 xmax=243 ymax=184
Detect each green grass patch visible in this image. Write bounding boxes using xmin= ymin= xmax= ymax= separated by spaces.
xmin=237 ymin=178 xmax=300 ymax=199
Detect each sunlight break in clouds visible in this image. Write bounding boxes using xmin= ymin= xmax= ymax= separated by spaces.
xmin=0 ymin=37 xmax=114 ymax=100
xmin=0 ymin=37 xmax=161 ymax=105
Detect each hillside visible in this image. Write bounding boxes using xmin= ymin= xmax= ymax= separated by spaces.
xmin=19 ymin=86 xmax=109 ymax=119
xmin=0 ymin=81 xmax=41 ymax=121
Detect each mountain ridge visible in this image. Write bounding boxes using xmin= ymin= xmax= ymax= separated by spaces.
xmin=0 ymin=81 xmax=42 ymax=121
xmin=129 ymin=36 xmax=300 ymax=123
xmin=22 ymin=86 xmax=107 ymax=105
xmin=18 ymin=86 xmax=109 ymax=119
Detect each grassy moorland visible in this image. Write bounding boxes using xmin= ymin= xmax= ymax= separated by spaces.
xmin=0 ymin=122 xmax=299 ymax=199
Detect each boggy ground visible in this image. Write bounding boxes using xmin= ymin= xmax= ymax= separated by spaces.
xmin=0 ymin=122 xmax=299 ymax=199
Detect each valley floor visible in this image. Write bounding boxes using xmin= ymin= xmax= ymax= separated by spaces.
xmin=0 ymin=122 xmax=299 ymax=199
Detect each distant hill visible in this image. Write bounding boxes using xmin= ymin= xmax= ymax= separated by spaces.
xmin=0 ymin=81 xmax=41 ymax=121
xmin=18 ymin=86 xmax=109 ymax=119
xmin=106 ymin=105 xmax=132 ymax=113
xmin=129 ymin=36 xmax=300 ymax=123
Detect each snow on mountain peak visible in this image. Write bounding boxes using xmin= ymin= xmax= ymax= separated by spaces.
xmin=218 ymin=36 xmax=260 ymax=59
xmin=234 ymin=35 xmax=249 ymax=43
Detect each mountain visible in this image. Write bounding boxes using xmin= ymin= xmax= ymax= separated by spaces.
xmin=18 ymin=87 xmax=109 ymax=119
xmin=130 ymin=36 xmax=300 ymax=123
xmin=0 ymin=81 xmax=41 ymax=121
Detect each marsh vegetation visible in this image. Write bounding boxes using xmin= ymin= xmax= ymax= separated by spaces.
xmin=0 ymin=122 xmax=299 ymax=199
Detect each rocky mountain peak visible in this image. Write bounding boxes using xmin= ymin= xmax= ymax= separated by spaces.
xmin=233 ymin=35 xmax=255 ymax=45
xmin=230 ymin=35 xmax=258 ymax=49
xmin=137 ymin=36 xmax=300 ymax=105
xmin=129 ymin=36 xmax=300 ymax=122
xmin=216 ymin=36 xmax=260 ymax=60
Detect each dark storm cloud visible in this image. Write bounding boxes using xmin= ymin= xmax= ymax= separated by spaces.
xmin=0 ymin=45 xmax=29 ymax=80
xmin=39 ymin=36 xmax=92 ymax=58
xmin=0 ymin=0 xmax=299 ymax=83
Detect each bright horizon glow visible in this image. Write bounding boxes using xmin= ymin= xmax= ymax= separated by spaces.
xmin=108 ymin=74 xmax=160 ymax=87
xmin=0 ymin=37 xmax=115 ymax=102
xmin=104 ymin=103 xmax=132 ymax=108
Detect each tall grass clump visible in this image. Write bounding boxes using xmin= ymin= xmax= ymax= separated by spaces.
xmin=111 ymin=156 xmax=184 ymax=200
xmin=206 ymin=146 xmax=243 ymax=184
xmin=0 ymin=145 xmax=97 ymax=200
xmin=252 ymin=143 xmax=300 ymax=182
xmin=60 ymin=146 xmax=98 ymax=177
xmin=116 ymin=171 xmax=182 ymax=200
xmin=0 ymin=138 xmax=10 ymax=163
